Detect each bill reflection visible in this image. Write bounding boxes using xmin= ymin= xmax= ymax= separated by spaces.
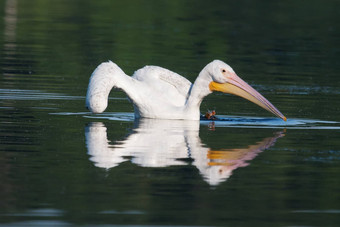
xmin=85 ymin=119 xmax=284 ymax=186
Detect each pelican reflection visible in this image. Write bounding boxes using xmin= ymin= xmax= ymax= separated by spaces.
xmin=85 ymin=119 xmax=284 ymax=186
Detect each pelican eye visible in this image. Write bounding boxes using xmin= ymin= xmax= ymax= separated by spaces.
xmin=222 ymin=69 xmax=226 ymax=73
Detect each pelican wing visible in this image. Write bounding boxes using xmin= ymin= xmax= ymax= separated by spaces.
xmin=158 ymin=68 xmax=192 ymax=98
xmin=132 ymin=66 xmax=192 ymax=106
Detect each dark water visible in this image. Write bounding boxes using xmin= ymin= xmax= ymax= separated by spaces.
xmin=1 ymin=0 xmax=340 ymax=226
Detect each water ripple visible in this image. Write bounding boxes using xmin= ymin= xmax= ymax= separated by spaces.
xmin=254 ymin=84 xmax=340 ymax=95
xmin=0 ymin=89 xmax=83 ymax=100
xmin=53 ymin=112 xmax=340 ymax=130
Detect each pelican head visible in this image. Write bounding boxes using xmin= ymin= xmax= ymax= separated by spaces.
xmin=204 ymin=60 xmax=286 ymax=121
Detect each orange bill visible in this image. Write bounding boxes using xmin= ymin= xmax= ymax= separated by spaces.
xmin=209 ymin=73 xmax=287 ymax=121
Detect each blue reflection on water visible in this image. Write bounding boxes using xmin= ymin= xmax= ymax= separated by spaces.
xmin=79 ymin=112 xmax=340 ymax=130
xmin=201 ymin=115 xmax=340 ymax=129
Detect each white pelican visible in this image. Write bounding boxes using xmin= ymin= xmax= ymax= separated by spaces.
xmin=86 ymin=60 xmax=286 ymax=121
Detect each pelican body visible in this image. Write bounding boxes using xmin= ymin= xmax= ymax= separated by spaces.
xmin=86 ymin=60 xmax=286 ymax=121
